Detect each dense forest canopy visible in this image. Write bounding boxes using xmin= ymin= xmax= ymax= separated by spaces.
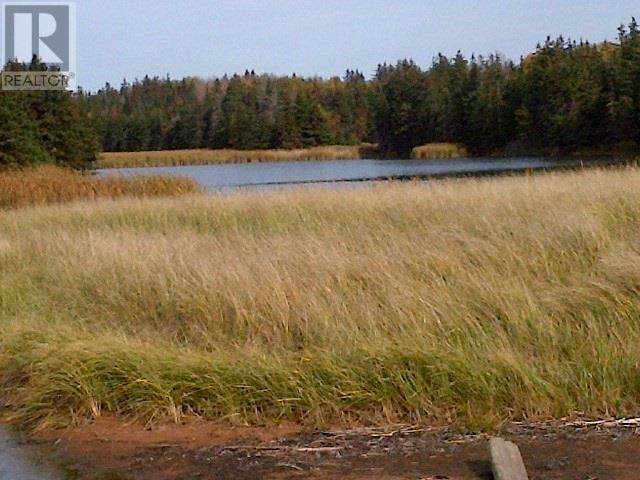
xmin=1 ymin=20 xmax=640 ymax=168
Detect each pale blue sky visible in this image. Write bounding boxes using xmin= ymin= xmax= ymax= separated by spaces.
xmin=78 ymin=0 xmax=637 ymax=91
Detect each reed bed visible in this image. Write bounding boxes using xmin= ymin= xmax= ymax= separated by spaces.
xmin=411 ymin=143 xmax=468 ymax=159
xmin=2 ymin=167 xmax=640 ymax=430
xmin=98 ymin=145 xmax=374 ymax=169
xmin=0 ymin=166 xmax=201 ymax=209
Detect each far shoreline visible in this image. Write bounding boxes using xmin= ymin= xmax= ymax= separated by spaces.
xmin=97 ymin=142 xmax=639 ymax=169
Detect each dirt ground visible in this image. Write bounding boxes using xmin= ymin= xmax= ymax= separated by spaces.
xmin=32 ymin=418 xmax=640 ymax=480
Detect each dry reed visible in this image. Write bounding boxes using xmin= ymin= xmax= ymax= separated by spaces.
xmin=0 ymin=166 xmax=202 ymax=209
xmin=2 ymin=167 xmax=640 ymax=431
xmin=98 ymin=145 xmax=373 ymax=169
xmin=411 ymin=143 xmax=468 ymax=159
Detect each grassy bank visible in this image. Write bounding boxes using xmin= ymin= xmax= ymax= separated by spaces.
xmin=98 ymin=145 xmax=378 ymax=168
xmin=0 ymin=166 xmax=201 ymax=209
xmin=411 ymin=143 xmax=468 ymax=159
xmin=2 ymin=168 xmax=640 ymax=430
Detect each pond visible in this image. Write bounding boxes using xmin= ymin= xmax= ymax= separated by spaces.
xmin=100 ymin=156 xmax=615 ymax=191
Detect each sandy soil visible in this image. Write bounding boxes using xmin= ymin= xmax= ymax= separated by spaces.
xmin=32 ymin=418 xmax=640 ymax=480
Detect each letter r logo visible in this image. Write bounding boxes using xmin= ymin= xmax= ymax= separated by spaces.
xmin=13 ymin=12 xmax=64 ymax=64
xmin=2 ymin=2 xmax=75 ymax=75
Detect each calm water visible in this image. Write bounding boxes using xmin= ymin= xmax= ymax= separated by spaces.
xmin=0 ymin=425 xmax=63 ymax=480
xmin=101 ymin=157 xmax=611 ymax=191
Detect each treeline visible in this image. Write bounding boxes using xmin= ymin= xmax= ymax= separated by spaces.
xmin=2 ymin=20 xmax=639 ymax=168
xmin=83 ymin=20 xmax=640 ymax=157
xmin=378 ymin=20 xmax=638 ymax=155
xmin=0 ymin=57 xmax=98 ymax=168
xmin=81 ymin=69 xmax=375 ymax=153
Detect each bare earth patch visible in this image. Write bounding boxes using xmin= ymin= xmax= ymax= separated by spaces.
xmin=33 ymin=418 xmax=640 ymax=480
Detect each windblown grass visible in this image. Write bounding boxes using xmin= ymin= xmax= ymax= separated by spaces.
xmin=98 ymin=145 xmax=377 ymax=168
xmin=0 ymin=166 xmax=201 ymax=209
xmin=411 ymin=143 xmax=468 ymax=159
xmin=2 ymin=167 xmax=640 ymax=430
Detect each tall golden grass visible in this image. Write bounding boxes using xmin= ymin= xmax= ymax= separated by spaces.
xmin=3 ymin=167 xmax=640 ymax=430
xmin=0 ymin=166 xmax=202 ymax=209
xmin=98 ymin=145 xmax=377 ymax=168
xmin=411 ymin=143 xmax=468 ymax=159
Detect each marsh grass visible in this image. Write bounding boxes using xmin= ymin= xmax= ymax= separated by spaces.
xmin=0 ymin=166 xmax=202 ymax=209
xmin=98 ymin=145 xmax=376 ymax=169
xmin=2 ymin=167 xmax=640 ymax=430
xmin=411 ymin=143 xmax=468 ymax=159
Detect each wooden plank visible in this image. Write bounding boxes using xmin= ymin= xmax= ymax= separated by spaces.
xmin=489 ymin=437 xmax=529 ymax=480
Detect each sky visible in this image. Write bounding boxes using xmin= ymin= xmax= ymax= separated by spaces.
xmin=77 ymin=0 xmax=638 ymax=91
